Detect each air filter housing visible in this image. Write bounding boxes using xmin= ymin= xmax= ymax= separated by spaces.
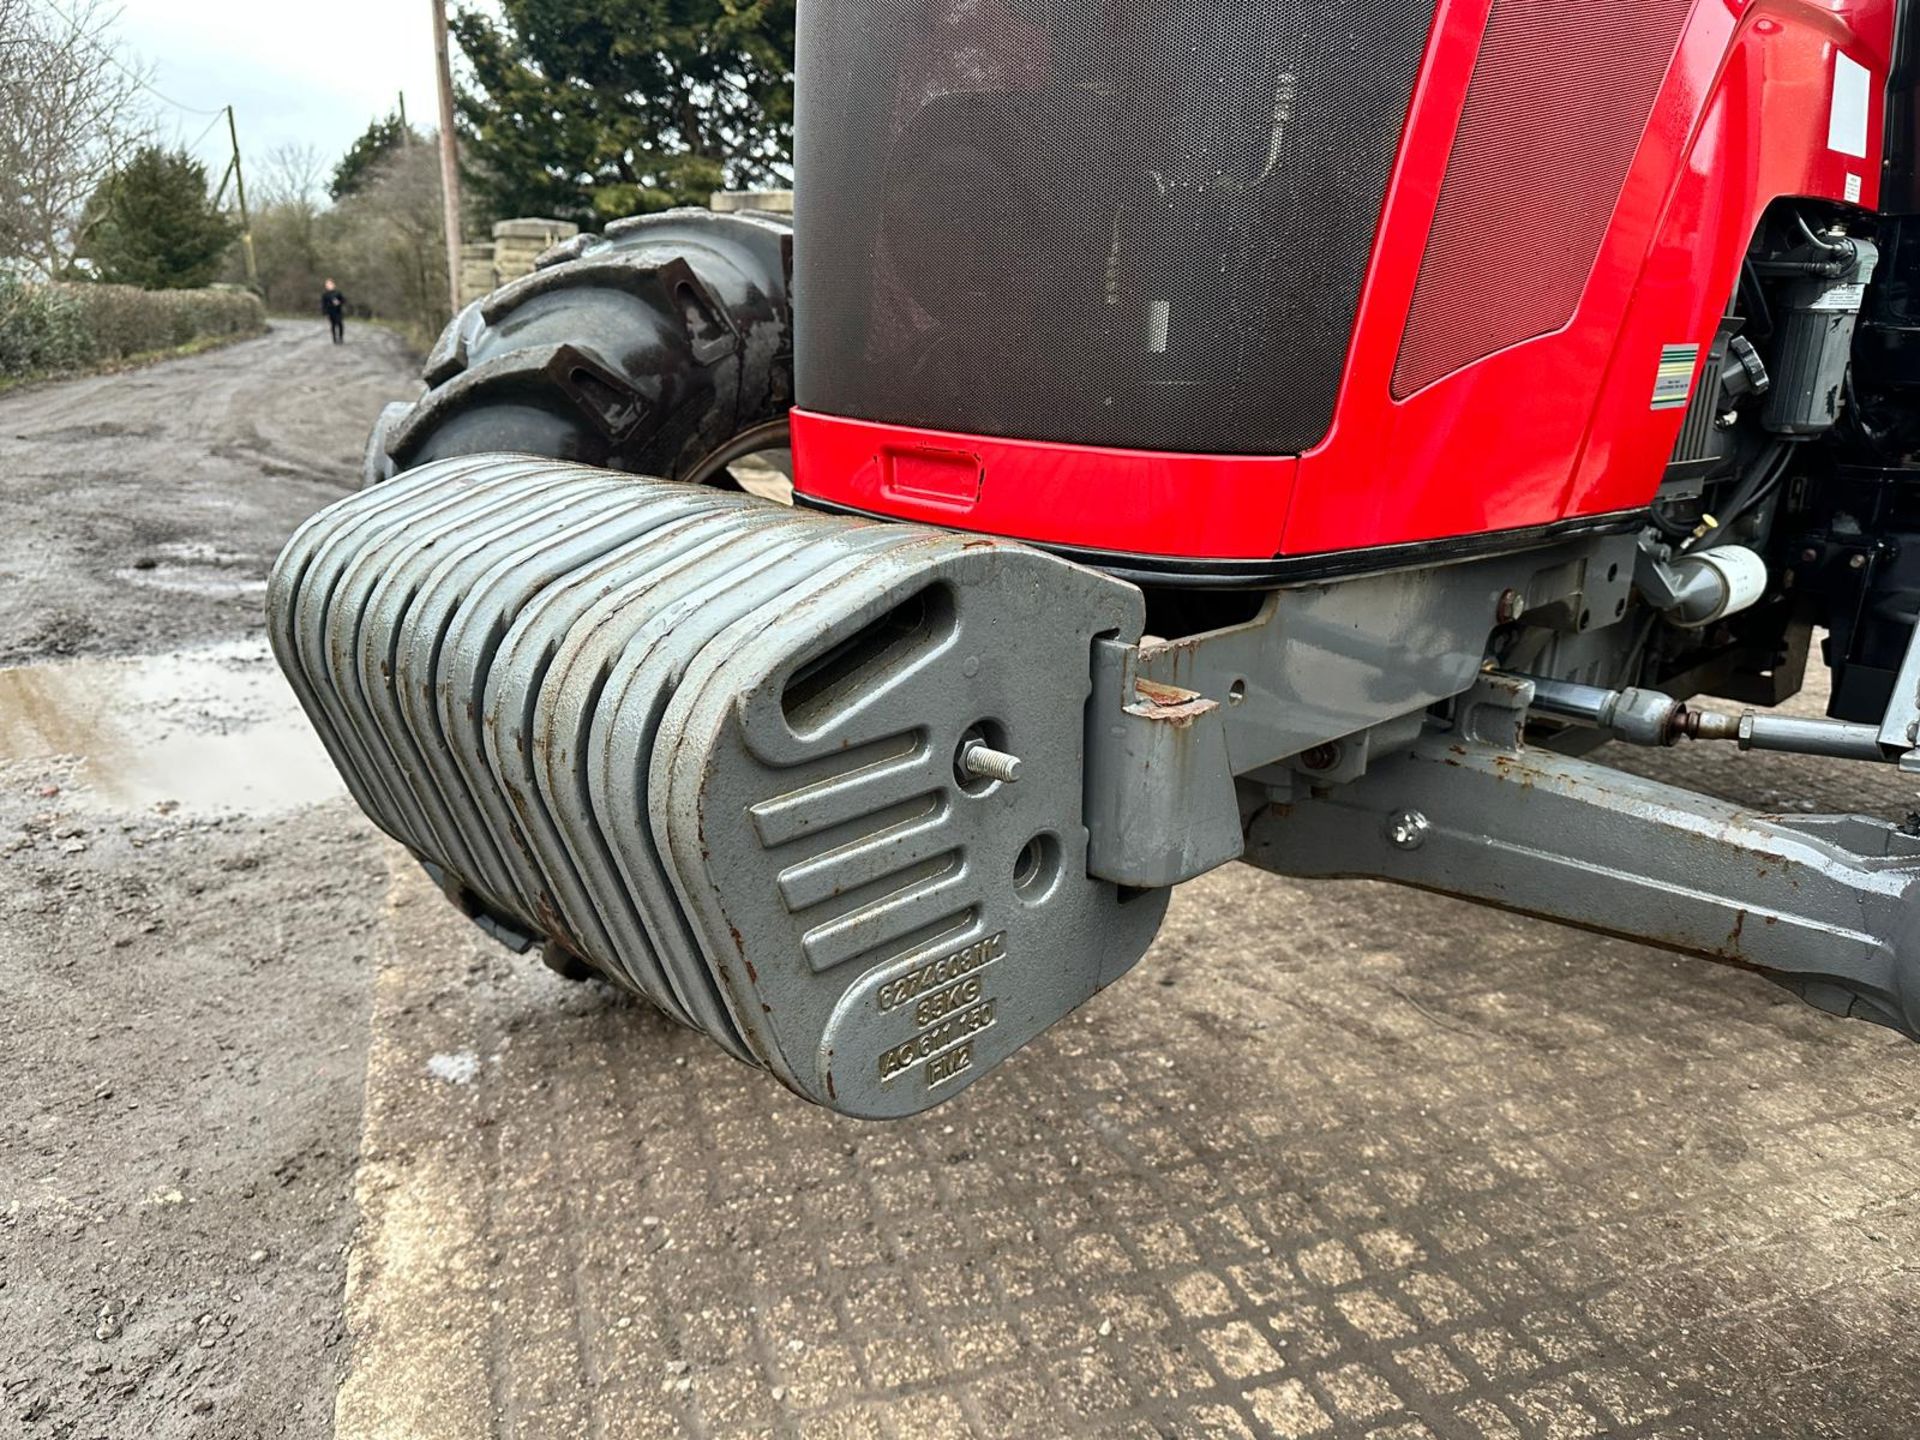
xmin=793 ymin=0 xmax=1439 ymax=457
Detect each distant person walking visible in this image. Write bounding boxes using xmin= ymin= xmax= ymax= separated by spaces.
xmin=321 ymin=280 xmax=347 ymax=345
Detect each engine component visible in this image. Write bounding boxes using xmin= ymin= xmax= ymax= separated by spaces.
xmin=1663 ymin=319 xmax=1769 ymax=492
xmin=1636 ymin=542 xmax=1770 ymax=627
xmin=1251 ymin=681 xmax=1920 ymax=1040
xmin=365 ymin=209 xmax=793 ymax=488
xmin=1762 ymin=234 xmax=1881 ymax=436
xmin=1780 ymin=213 xmax=1920 ymax=725
xmin=267 ymin=456 xmax=1165 ymax=1118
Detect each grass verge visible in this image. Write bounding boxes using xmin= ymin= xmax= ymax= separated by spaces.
xmin=0 ymin=328 xmax=266 ymax=398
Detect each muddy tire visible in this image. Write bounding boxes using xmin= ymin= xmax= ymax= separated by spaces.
xmin=365 ymin=208 xmax=793 ymax=488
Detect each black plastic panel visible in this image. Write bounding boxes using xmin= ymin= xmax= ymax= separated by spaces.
xmin=794 ymin=0 xmax=1438 ymax=456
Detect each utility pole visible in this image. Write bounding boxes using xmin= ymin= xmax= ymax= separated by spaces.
xmin=224 ymin=106 xmax=259 ymax=291
xmin=398 ymin=90 xmax=410 ymax=136
xmin=430 ymin=0 xmax=465 ymax=317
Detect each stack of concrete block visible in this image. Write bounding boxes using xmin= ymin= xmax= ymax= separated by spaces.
xmin=457 ymin=206 xmax=792 ymax=307
xmin=492 ymin=218 xmax=580 ymax=285
xmin=458 ymin=243 xmax=497 ymax=308
xmin=709 ymin=190 xmax=795 ymax=215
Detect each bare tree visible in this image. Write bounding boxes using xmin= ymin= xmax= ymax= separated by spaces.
xmin=0 ymin=0 xmax=151 ymax=277
xmin=0 ymin=0 xmax=33 ymax=263
xmin=257 ymin=143 xmax=326 ymax=210
xmin=323 ymin=140 xmax=452 ymax=342
xmin=241 ymin=145 xmax=328 ymax=313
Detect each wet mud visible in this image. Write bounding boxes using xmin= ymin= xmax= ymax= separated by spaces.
xmin=0 ymin=639 xmax=342 ymax=817
xmin=0 ymin=325 xmax=411 ymax=1439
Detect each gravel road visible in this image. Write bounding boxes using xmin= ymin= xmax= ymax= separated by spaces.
xmin=0 ymin=324 xmax=416 ymax=1438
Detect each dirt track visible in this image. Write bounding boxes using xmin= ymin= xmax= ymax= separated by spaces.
xmin=0 ymin=323 xmax=415 ymax=664
xmin=0 ymin=323 xmax=414 ymax=1437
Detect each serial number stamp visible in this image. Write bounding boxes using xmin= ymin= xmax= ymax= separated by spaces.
xmin=874 ymin=931 xmax=1005 ymax=1014
xmin=926 ymin=1042 xmax=975 ymax=1089
xmin=877 ymin=999 xmax=998 ymax=1082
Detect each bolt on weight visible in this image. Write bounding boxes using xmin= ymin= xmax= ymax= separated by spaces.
xmin=267 ymin=455 xmax=1168 ymax=1119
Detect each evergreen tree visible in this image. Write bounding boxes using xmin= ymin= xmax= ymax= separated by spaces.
xmin=451 ymin=0 xmax=794 ymax=227
xmin=331 ymin=112 xmax=416 ymax=203
xmin=81 ymin=146 xmax=236 ymax=290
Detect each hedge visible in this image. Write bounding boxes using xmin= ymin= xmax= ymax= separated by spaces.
xmin=0 ymin=278 xmax=267 ymax=379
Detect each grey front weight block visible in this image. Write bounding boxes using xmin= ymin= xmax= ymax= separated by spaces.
xmin=268 ymin=455 xmax=1169 ymax=1117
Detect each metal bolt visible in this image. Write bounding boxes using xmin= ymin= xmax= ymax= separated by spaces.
xmin=1300 ymin=743 xmax=1341 ymax=772
xmin=1495 ymin=589 xmax=1527 ymax=623
xmin=959 ymin=740 xmax=1022 ymax=785
xmin=1800 ymin=548 xmax=1819 ymax=563
xmin=1386 ymin=810 xmax=1431 ymax=851
xmin=1850 ymin=553 xmax=1869 ymax=570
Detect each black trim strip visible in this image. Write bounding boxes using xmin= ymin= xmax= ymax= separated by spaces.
xmin=793 ymin=496 xmax=1648 ymax=590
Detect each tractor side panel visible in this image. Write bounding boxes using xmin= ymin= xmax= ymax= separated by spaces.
xmin=791 ymin=0 xmax=1899 ymax=565
xmin=1557 ymin=0 xmax=1898 ymax=523
xmin=1283 ymin=0 xmax=1897 ymax=556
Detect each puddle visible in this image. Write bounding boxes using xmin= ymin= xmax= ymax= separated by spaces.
xmin=113 ymin=540 xmax=270 ymax=600
xmin=110 ymin=565 xmax=268 ymax=600
xmin=0 ymin=639 xmax=344 ymax=816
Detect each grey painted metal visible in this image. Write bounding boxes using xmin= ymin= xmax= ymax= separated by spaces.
xmin=554 ymin=517 xmax=917 ymax=1059
xmin=268 ymin=455 xmax=1168 ymax=1117
xmin=1736 ymin=713 xmax=1892 ymax=763
xmin=1247 ymin=717 xmax=1920 ymax=1040
xmin=270 ymin=459 xmax=556 ymax=848
xmin=1877 ymin=605 xmax=1920 ymax=752
xmin=1084 ymin=639 xmax=1244 ymax=889
xmin=1524 ymin=677 xmax=1680 ymax=747
xmin=440 ymin=498 xmax=744 ymax=973
xmin=1520 ymin=672 xmax=1896 ymax=762
xmin=651 ymin=537 xmax=1166 ymax=1115
xmin=487 ymin=508 xmax=831 ymax=1037
xmin=354 ymin=481 xmax=645 ymax=916
xmin=1135 ymin=537 xmax=1633 ymax=774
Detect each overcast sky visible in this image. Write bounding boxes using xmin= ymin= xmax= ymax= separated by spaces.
xmin=112 ymin=0 xmax=457 ymax=196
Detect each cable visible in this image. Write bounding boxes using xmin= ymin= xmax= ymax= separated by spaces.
xmin=1794 ymin=211 xmax=1851 ymax=254
xmin=1843 ymin=367 xmax=1891 ymax=452
xmin=1691 ymin=440 xmax=1796 ymax=551
xmin=32 ymin=0 xmax=228 ymax=118
xmin=1739 ymin=258 xmax=1774 ymax=341
xmin=184 ymin=109 xmax=227 ymax=154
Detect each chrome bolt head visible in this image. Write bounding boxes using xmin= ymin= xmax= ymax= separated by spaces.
xmin=1386 ymin=810 xmax=1431 ymax=851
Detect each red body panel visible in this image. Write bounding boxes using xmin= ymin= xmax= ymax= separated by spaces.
xmin=793 ymin=0 xmax=1898 ymax=562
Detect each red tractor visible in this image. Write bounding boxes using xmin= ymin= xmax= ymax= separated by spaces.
xmin=275 ymin=0 xmax=1920 ymax=1117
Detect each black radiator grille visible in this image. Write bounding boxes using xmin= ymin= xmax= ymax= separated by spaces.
xmin=794 ymin=0 xmax=1439 ymax=456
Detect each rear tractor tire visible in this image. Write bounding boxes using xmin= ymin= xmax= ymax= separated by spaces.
xmin=365 ymin=208 xmax=794 ymax=490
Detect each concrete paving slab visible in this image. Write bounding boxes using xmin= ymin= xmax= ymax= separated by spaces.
xmin=336 ymin=698 xmax=1920 ymax=1439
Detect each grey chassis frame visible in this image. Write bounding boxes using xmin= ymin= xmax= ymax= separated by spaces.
xmin=1098 ymin=550 xmax=1920 ymax=1040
